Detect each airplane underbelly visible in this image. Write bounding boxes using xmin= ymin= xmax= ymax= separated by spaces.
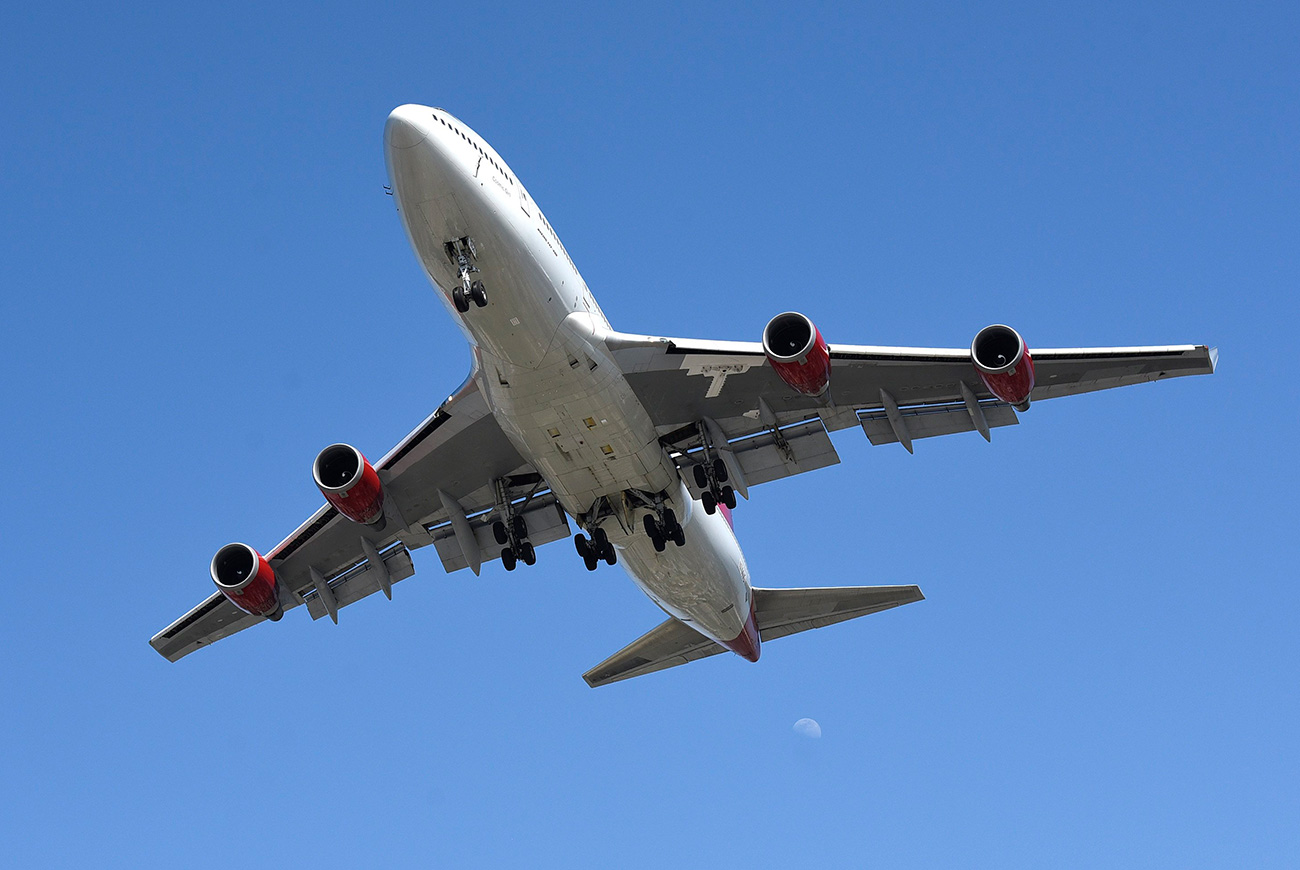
xmin=481 ymin=332 xmax=678 ymax=516
xmin=390 ymin=137 xmax=573 ymax=369
xmin=617 ymin=488 xmax=752 ymax=644
xmin=387 ymin=114 xmax=750 ymax=647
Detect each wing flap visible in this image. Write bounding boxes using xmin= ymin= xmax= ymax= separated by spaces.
xmin=303 ymin=543 xmax=416 ymax=620
xmin=858 ymin=400 xmax=1019 ymax=446
xmin=431 ymin=493 xmax=571 ymax=572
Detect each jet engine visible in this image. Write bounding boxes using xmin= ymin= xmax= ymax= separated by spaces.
xmin=971 ymin=324 xmax=1035 ymax=410
xmin=313 ymin=443 xmax=385 ymax=524
xmin=762 ymin=311 xmax=831 ymax=396
xmin=211 ymin=542 xmax=282 ymax=619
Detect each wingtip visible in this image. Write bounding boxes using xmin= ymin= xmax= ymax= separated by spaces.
xmin=1208 ymin=346 xmax=1219 ymax=373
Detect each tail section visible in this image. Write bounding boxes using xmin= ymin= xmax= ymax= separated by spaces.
xmin=582 ymin=584 xmax=923 ymax=687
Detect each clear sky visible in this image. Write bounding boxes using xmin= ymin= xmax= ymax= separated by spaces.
xmin=2 ymin=2 xmax=1297 ymax=866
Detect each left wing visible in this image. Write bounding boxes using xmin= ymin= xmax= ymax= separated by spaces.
xmin=151 ymin=373 xmax=570 ymax=661
xmin=605 ymin=330 xmax=1215 ymax=486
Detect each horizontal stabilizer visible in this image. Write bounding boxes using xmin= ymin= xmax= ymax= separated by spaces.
xmin=582 ymin=584 xmax=923 ymax=687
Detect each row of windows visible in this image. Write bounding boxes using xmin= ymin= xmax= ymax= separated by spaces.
xmin=434 ymin=114 xmax=514 ymax=187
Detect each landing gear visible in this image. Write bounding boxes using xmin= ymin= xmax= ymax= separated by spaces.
xmin=643 ymin=504 xmax=685 ymax=550
xmin=694 ymin=455 xmax=735 ymax=515
xmin=492 ymin=477 xmax=535 ymax=571
xmin=574 ymin=525 xmax=616 ymax=571
xmin=445 ymin=237 xmax=488 ymax=312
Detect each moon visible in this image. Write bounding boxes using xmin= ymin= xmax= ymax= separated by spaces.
xmin=793 ymin=718 xmax=822 ymax=739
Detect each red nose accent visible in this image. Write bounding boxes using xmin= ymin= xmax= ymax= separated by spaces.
xmin=721 ymin=601 xmax=761 ymax=662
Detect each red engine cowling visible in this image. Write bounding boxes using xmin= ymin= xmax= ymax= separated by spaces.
xmin=762 ymin=311 xmax=831 ymax=396
xmin=211 ymin=542 xmax=282 ymax=619
xmin=313 ymin=443 xmax=385 ymax=524
xmin=971 ymin=324 xmax=1035 ymax=410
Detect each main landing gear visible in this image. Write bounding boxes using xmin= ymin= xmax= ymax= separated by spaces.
xmin=643 ymin=504 xmax=685 ymax=553
xmin=445 ymin=236 xmax=488 ymax=313
xmin=493 ymin=513 xmax=535 ymax=571
xmin=693 ymin=457 xmax=736 ymax=515
xmin=574 ymin=526 xmax=617 ymax=572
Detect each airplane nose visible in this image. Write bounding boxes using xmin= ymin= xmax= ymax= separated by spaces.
xmin=385 ymin=105 xmax=427 ymax=150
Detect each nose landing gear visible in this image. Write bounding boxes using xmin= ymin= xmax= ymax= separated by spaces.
xmin=445 ymin=237 xmax=488 ymax=313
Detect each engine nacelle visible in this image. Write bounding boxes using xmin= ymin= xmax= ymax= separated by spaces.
xmin=972 ymin=324 xmax=1035 ymax=410
xmin=762 ymin=311 xmax=831 ymax=396
xmin=211 ymin=542 xmax=282 ymax=619
xmin=313 ymin=443 xmax=385 ymax=525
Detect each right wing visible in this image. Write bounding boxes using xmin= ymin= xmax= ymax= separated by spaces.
xmin=151 ymin=372 xmax=570 ymax=662
xmin=583 ymin=584 xmax=924 ymax=687
xmin=604 ymin=330 xmax=1215 ymax=494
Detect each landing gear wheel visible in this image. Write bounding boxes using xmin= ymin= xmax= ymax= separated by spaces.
xmin=452 ymin=286 xmax=470 ymax=313
xmin=501 ymin=547 xmax=517 ymax=571
xmin=693 ymin=464 xmax=709 ymax=489
xmin=644 ymin=513 xmax=667 ymax=552
xmin=493 ymin=521 xmax=509 ymax=545
xmin=671 ymin=525 xmax=686 ymax=547
xmin=574 ymin=534 xmax=591 ymax=559
xmin=512 ymin=515 xmax=528 ymax=540
xmin=713 ymin=458 xmax=728 ymax=483
xmin=663 ymin=508 xmax=678 ymax=531
xmin=701 ymin=490 xmax=717 ymax=515
xmin=584 ymin=554 xmax=599 ymax=571
xmin=721 ymin=486 xmax=736 ymax=510
xmin=591 ymin=526 xmax=609 ymax=549
xmin=602 ymin=544 xmax=617 ymax=566
xmin=470 ymin=280 xmax=488 ymax=308
xmin=519 ymin=542 xmax=536 ymax=566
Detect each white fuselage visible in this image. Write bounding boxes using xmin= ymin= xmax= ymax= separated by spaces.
xmin=384 ymin=105 xmax=757 ymax=655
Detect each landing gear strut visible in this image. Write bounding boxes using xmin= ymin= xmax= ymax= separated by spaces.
xmin=445 ymin=237 xmax=488 ymax=313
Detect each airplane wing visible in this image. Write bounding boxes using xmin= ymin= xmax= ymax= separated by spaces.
xmin=605 ymin=329 xmax=1216 ymax=489
xmin=583 ymin=584 xmax=924 ymax=687
xmin=151 ymin=372 xmax=572 ymax=662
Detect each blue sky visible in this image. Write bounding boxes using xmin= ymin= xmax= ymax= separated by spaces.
xmin=2 ymin=2 xmax=1297 ymax=866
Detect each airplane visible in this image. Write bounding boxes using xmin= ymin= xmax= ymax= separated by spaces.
xmin=150 ymin=104 xmax=1217 ymax=686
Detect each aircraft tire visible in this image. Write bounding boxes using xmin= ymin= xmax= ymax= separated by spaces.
xmin=721 ymin=486 xmax=736 ymax=510
xmin=713 ymin=458 xmax=728 ymax=483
